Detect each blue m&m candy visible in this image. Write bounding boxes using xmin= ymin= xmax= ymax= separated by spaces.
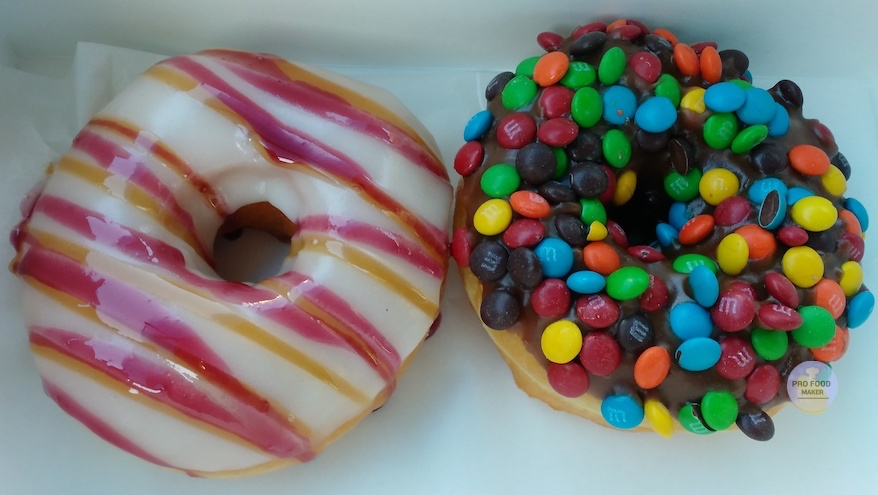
xmin=534 ymin=237 xmax=574 ymax=278
xmin=848 ymin=291 xmax=875 ymax=329
xmin=566 ymin=270 xmax=606 ymax=294
xmin=656 ymin=222 xmax=679 ymax=248
xmin=845 ymin=198 xmax=869 ymax=232
xmin=737 ymin=88 xmax=776 ymax=125
xmin=689 ymin=265 xmax=719 ymax=308
xmin=463 ymin=110 xmax=493 ymax=141
xmin=675 ymin=337 xmax=722 ymax=371
xmin=767 ymin=103 xmax=790 ymax=136
xmin=634 ymin=96 xmax=678 ymax=133
xmin=748 ymin=178 xmax=788 ymax=204
xmin=670 ymin=302 xmax=713 ymax=340
xmin=668 ymin=201 xmax=690 ymax=230
xmin=601 ymin=394 xmax=645 ymax=429
xmin=602 ymin=85 xmax=637 ymax=125
xmin=704 ymin=82 xmax=746 ymax=113
xmin=787 ymin=187 xmax=814 ymax=205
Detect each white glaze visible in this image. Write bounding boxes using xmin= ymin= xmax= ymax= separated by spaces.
xmin=11 ymin=50 xmax=451 ymax=476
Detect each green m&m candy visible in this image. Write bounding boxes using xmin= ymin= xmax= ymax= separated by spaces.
xmin=751 ymin=327 xmax=789 ymax=361
xmin=560 ymin=61 xmax=597 ymax=90
xmin=571 ymin=87 xmax=602 ymax=128
xmin=551 ymin=147 xmax=569 ymax=179
xmin=792 ymin=305 xmax=836 ymax=348
xmin=731 ymin=124 xmax=769 ymax=154
xmin=515 ymin=56 xmax=540 ymax=77
xmin=602 ymin=129 xmax=632 ymax=168
xmin=673 ymin=253 xmax=718 ymax=274
xmin=701 ymin=390 xmax=738 ymax=431
xmin=598 ymin=46 xmax=626 ymax=85
xmin=579 ymin=198 xmax=607 ymax=225
xmin=678 ymin=403 xmax=714 ymax=435
xmin=606 ymin=266 xmax=650 ymax=301
xmin=654 ymin=74 xmax=681 ymax=107
xmin=664 ymin=168 xmax=702 ymax=201
xmin=703 ymin=113 xmax=740 ymax=149
xmin=501 ymin=75 xmax=538 ymax=110
xmin=480 ymin=164 xmax=520 ymax=198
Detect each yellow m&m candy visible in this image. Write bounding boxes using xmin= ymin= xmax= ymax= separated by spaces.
xmin=782 ymin=246 xmax=824 ymax=288
xmin=613 ymin=170 xmax=637 ymax=206
xmin=791 ymin=196 xmax=838 ymax=232
xmin=821 ymin=165 xmax=847 ymax=197
xmin=473 ymin=199 xmax=512 ymax=236
xmin=541 ymin=320 xmax=583 ymax=364
xmin=716 ymin=233 xmax=749 ymax=275
xmin=644 ymin=399 xmax=675 ymax=438
xmin=840 ymin=261 xmax=864 ymax=297
xmin=699 ymin=168 xmax=739 ymax=206
xmin=680 ymin=87 xmax=706 ymax=113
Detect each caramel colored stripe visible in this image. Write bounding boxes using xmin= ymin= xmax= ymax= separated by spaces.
xmin=293 ymin=234 xmax=438 ymax=316
xmin=296 ymin=297 xmax=394 ymax=380
xmin=55 ymin=157 xmax=209 ymax=260
xmin=271 ymin=59 xmax=441 ymax=163
xmin=22 ymin=228 xmax=89 ymax=264
xmin=145 ymin=63 xmax=200 ymax=92
xmin=146 ymin=64 xmax=306 ymax=180
xmin=147 ymin=274 xmax=374 ymax=405
xmin=187 ymin=458 xmax=294 ymax=479
xmin=260 ymin=278 xmax=393 ymax=380
xmin=22 ymin=275 xmax=159 ymax=355
xmin=89 ymin=115 xmax=229 ymax=214
xmin=30 ymin=343 xmax=269 ymax=456
xmin=212 ymin=314 xmax=371 ymax=404
xmin=146 ymin=62 xmax=446 ymax=263
xmin=24 ymin=273 xmax=318 ymax=443
xmin=21 ymin=228 xmax=369 ymax=406
xmin=269 ymin=159 xmax=447 ymax=266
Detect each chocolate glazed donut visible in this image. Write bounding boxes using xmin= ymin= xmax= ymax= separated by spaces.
xmin=452 ymin=19 xmax=873 ymax=439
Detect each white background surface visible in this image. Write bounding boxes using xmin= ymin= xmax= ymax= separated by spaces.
xmin=1 ymin=1 xmax=878 ymax=493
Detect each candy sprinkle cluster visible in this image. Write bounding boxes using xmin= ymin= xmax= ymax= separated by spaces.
xmin=452 ymin=19 xmax=873 ymax=440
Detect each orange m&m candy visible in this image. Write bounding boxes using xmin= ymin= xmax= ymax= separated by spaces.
xmin=583 ymin=241 xmax=621 ymax=276
xmin=735 ymin=224 xmax=776 ymax=259
xmin=634 ymin=346 xmax=671 ymax=389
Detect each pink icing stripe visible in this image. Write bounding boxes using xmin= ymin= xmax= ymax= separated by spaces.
xmin=33 ymin=329 xmax=314 ymax=461
xmin=71 ymin=127 xmax=212 ymax=259
xmin=89 ymin=117 xmax=230 ymax=215
xmin=280 ymin=271 xmax=401 ymax=376
xmin=17 ymin=239 xmax=232 ymax=374
xmin=247 ymin=292 xmax=398 ymax=381
xmin=218 ymin=56 xmax=447 ymax=181
xmin=164 ymin=55 xmax=448 ymax=258
xmin=42 ymin=379 xmax=181 ymax=472
xmin=27 ymin=195 xmax=400 ymax=377
xmin=297 ymin=215 xmax=444 ymax=279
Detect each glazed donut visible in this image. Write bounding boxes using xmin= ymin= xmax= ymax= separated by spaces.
xmin=10 ymin=50 xmax=451 ymax=476
xmin=452 ymin=20 xmax=873 ymax=439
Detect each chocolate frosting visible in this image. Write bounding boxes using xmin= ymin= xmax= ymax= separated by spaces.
xmin=454 ymin=25 xmax=864 ymax=436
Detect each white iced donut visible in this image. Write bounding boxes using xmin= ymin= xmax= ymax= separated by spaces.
xmin=10 ymin=50 xmax=451 ymax=477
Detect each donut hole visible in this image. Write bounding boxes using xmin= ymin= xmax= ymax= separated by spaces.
xmin=608 ymin=188 xmax=675 ymax=247
xmin=213 ymin=202 xmax=296 ymax=283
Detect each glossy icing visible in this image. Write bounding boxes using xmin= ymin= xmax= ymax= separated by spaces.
xmin=10 ymin=50 xmax=451 ymax=476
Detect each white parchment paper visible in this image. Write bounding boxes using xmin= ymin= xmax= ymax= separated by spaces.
xmin=1 ymin=42 xmax=877 ymax=495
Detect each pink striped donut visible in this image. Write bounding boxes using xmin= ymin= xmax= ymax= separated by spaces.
xmin=10 ymin=50 xmax=451 ymax=477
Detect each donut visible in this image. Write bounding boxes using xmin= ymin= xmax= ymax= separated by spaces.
xmin=9 ymin=50 xmax=451 ymax=476
xmin=452 ymin=20 xmax=873 ymax=439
